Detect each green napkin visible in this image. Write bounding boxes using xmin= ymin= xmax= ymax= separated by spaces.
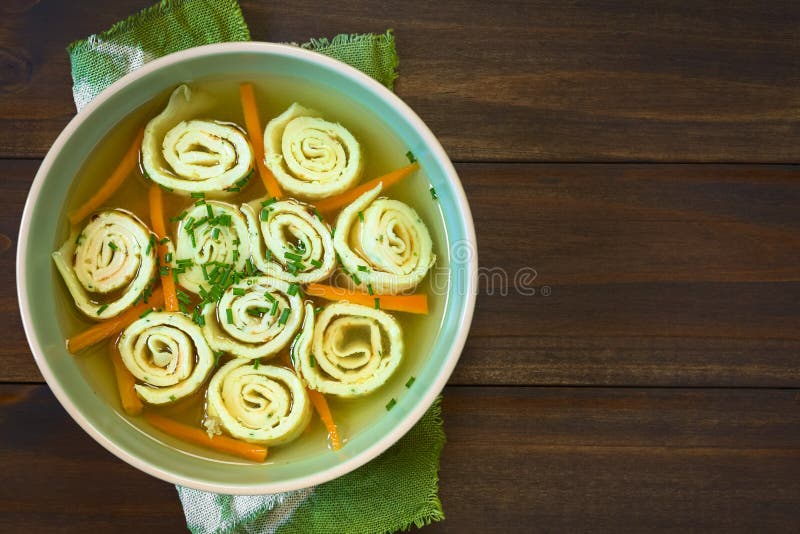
xmin=66 ymin=1 xmax=444 ymax=533
xmin=68 ymin=0 xmax=399 ymax=110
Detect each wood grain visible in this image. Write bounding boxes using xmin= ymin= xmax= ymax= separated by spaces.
xmin=5 ymin=161 xmax=799 ymax=386
xmin=0 ymin=1 xmax=798 ymax=161
xmin=2 ymin=384 xmax=800 ymax=532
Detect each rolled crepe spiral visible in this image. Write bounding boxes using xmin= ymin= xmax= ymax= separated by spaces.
xmin=206 ymin=359 xmax=312 ymax=445
xmin=142 ymin=84 xmax=254 ymax=196
xmin=264 ymin=103 xmax=363 ymax=200
xmin=52 ymin=210 xmax=156 ymax=319
xmin=201 ymin=276 xmax=304 ymax=360
xmin=118 ymin=312 xmax=214 ymax=405
xmin=333 ymin=183 xmax=436 ymax=294
xmin=291 ymin=302 xmax=403 ymax=397
xmin=174 ymin=201 xmax=250 ymax=294
xmin=241 ymin=197 xmax=336 ymax=284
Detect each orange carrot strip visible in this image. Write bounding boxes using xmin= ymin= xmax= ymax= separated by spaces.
xmin=307 ymin=389 xmax=342 ymax=451
xmin=240 ymin=83 xmax=282 ymax=198
xmin=148 ymin=184 xmax=179 ymax=312
xmin=68 ymin=128 xmax=144 ymax=225
xmin=109 ymin=340 xmax=144 ymax=416
xmin=144 ymin=413 xmax=268 ymax=462
xmin=305 ymin=283 xmax=429 ymax=314
xmin=67 ymin=288 xmax=164 ymax=354
xmin=315 ymin=162 xmax=419 ymax=215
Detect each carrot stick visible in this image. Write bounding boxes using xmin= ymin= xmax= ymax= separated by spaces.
xmin=144 ymin=413 xmax=268 ymax=462
xmin=109 ymin=340 xmax=144 ymax=416
xmin=68 ymin=128 xmax=144 ymax=225
xmin=67 ymin=287 xmax=164 ymax=354
xmin=307 ymin=389 xmax=341 ymax=451
xmin=240 ymin=83 xmax=283 ymax=198
xmin=148 ymin=184 xmax=179 ymax=312
xmin=305 ymin=283 xmax=429 ymax=314
xmin=315 ymin=162 xmax=419 ymax=215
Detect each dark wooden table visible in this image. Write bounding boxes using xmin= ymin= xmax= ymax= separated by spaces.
xmin=2 ymin=1 xmax=800 ymax=532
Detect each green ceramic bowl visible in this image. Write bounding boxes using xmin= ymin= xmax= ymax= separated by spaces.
xmin=17 ymin=43 xmax=477 ymax=494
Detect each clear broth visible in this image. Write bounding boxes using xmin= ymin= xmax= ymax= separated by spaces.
xmin=54 ymin=75 xmax=449 ymax=464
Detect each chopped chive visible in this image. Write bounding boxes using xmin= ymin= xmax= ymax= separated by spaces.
xmin=189 ymin=232 xmax=196 ymax=248
xmin=358 ymin=265 xmax=369 ymax=272
xmin=310 ymin=354 xmax=316 ymax=368
xmin=263 ymin=292 xmax=276 ymax=302
xmin=177 ymin=291 xmax=191 ymax=304
xmin=170 ymin=211 xmax=187 ymax=222
xmin=312 ymin=207 xmax=324 ymax=221
xmin=206 ymin=204 xmax=214 ymax=219
xmin=176 ymin=258 xmax=193 ymax=266
xmin=374 ymin=297 xmax=380 ymax=309
xmin=386 ymin=398 xmax=397 ymax=411
xmin=232 ymin=250 xmax=239 ymax=262
xmin=159 ymin=184 xmax=174 ymax=192
xmin=278 ymin=308 xmax=290 ymax=325
xmin=220 ymin=266 xmax=233 ymax=287
xmin=139 ymin=308 xmax=153 ymax=318
xmin=178 ymin=302 xmax=188 ymax=314
xmin=212 ymin=227 xmax=220 ymax=240
xmin=191 ymin=216 xmax=208 ymax=230
xmin=261 ymin=197 xmax=277 ymax=207
xmin=405 ymin=150 xmax=417 ymax=163
xmin=270 ymin=301 xmax=279 ymax=316
xmin=184 ymin=217 xmax=195 ymax=232
xmin=190 ymin=192 xmax=205 ymax=199
xmin=260 ymin=208 xmax=270 ymax=221
xmin=159 ymin=237 xmax=170 ymax=245
xmin=96 ymin=304 xmax=109 ymax=315
xmin=201 ymin=263 xmax=209 ymax=280
xmin=233 ymin=239 xmax=240 ymax=246
xmin=285 ymin=252 xmax=303 ymax=262
xmin=171 ymin=268 xmax=179 ymax=284
xmin=287 ymin=283 xmax=299 ymax=296
xmin=314 ymin=306 xmax=324 ymax=314
xmin=208 ymin=264 xmax=221 ymax=282
xmin=146 ymin=235 xmax=155 ymax=254
xmin=159 ymin=266 xmax=169 ymax=276
xmin=310 ymin=258 xmax=323 ymax=268
xmin=429 ymin=186 xmax=438 ymax=200
xmin=367 ymin=283 xmax=374 ymax=296
xmin=169 ymin=395 xmax=177 ymax=402
xmin=233 ymin=287 xmax=245 ymax=296
xmin=246 ymin=258 xmax=256 ymax=276
xmin=74 ymin=232 xmax=84 ymax=245
xmin=194 ymin=199 xmax=206 ymax=206
xmin=358 ymin=211 xmax=364 ymax=222
xmin=164 ymin=252 xmax=172 ymax=263
xmin=405 ymin=376 xmax=416 ymax=388
xmin=351 ymin=272 xmax=361 ymax=285
xmin=331 ymin=226 xmax=336 ymax=237
xmin=253 ymin=359 xmax=260 ymax=370
xmin=107 ymin=241 xmax=118 ymax=251
xmin=226 ymin=308 xmax=234 ymax=324
xmin=213 ymin=351 xmax=223 ymax=367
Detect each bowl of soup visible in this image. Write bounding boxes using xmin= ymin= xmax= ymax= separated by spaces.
xmin=17 ymin=42 xmax=477 ymax=494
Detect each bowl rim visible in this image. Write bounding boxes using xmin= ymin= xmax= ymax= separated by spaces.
xmin=16 ymin=41 xmax=477 ymax=494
